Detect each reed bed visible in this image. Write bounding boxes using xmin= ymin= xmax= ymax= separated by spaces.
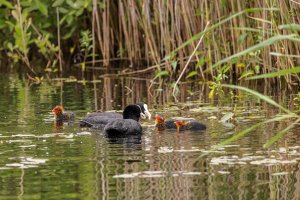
xmin=1 ymin=0 xmax=300 ymax=84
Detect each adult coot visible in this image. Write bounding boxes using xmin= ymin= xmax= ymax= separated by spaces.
xmin=80 ymin=102 xmax=151 ymax=129
xmin=52 ymin=105 xmax=75 ymax=126
xmin=104 ymin=104 xmax=145 ymax=136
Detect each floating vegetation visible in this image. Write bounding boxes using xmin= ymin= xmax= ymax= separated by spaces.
xmin=158 ymin=147 xmax=174 ymax=153
xmin=190 ymin=107 xmax=220 ymax=113
xmin=7 ymin=140 xmax=32 ymax=143
xmin=19 ymin=145 xmax=36 ymax=148
xmin=113 ymin=171 xmax=204 ymax=179
xmin=76 ymin=131 xmax=92 ymax=136
xmin=272 ymin=172 xmax=290 ymax=176
xmin=5 ymin=157 xmax=48 ymax=169
xmin=211 ymin=154 xmax=298 ymax=166
xmin=220 ymin=112 xmax=234 ymax=123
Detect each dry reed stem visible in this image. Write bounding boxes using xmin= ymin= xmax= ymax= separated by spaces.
xmin=56 ymin=7 xmax=62 ymax=72
xmin=172 ymin=22 xmax=210 ymax=100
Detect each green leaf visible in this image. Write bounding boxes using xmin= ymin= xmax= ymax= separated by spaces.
xmin=238 ymin=33 xmax=247 ymax=44
xmin=0 ymin=0 xmax=13 ymax=8
xmin=34 ymin=0 xmax=48 ymax=16
xmin=52 ymin=0 xmax=64 ymax=7
xmin=211 ymin=122 xmax=263 ymax=149
xmin=186 ymin=71 xmax=198 ymax=79
xmin=279 ymin=24 xmax=300 ymax=32
xmin=154 ymin=70 xmax=169 ymax=79
xmin=0 ymin=18 xmax=6 ymax=29
xmin=208 ymin=114 xmax=296 ymax=152
xmin=222 ymin=84 xmax=295 ymax=115
xmin=62 ymin=25 xmax=76 ymax=39
xmin=195 ymin=56 xmax=205 ymax=69
xmin=171 ymin=82 xmax=180 ymax=96
xmin=232 ymin=27 xmax=266 ymax=33
xmin=238 ymin=70 xmax=254 ymax=80
xmin=171 ymin=61 xmax=178 ymax=70
xmin=263 ymin=118 xmax=300 ymax=148
xmin=58 ymin=7 xmax=68 ymax=14
xmin=246 ymin=66 xmax=300 ymax=80
xmin=270 ymin=52 xmax=300 ymax=58
xmin=212 ymin=34 xmax=297 ymax=70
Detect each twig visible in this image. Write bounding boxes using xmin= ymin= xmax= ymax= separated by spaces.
xmin=290 ymin=0 xmax=300 ymax=5
xmin=172 ymin=21 xmax=210 ymax=100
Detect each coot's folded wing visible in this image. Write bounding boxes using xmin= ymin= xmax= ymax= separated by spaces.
xmin=79 ymin=112 xmax=122 ymax=128
xmin=104 ymin=119 xmax=142 ymax=136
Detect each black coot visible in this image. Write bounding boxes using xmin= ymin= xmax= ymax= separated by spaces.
xmin=80 ymin=102 xmax=151 ymax=129
xmin=104 ymin=105 xmax=144 ymax=136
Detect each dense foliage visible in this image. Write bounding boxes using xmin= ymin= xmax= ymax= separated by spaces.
xmin=0 ymin=0 xmax=300 ymax=85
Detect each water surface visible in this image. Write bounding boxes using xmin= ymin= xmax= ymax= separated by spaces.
xmin=0 ymin=73 xmax=300 ymax=199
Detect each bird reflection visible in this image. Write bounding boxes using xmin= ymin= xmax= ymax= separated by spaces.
xmin=105 ymin=134 xmax=142 ymax=151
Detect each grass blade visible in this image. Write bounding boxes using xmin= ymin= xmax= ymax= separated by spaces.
xmin=222 ymin=84 xmax=296 ymax=115
xmin=263 ymin=118 xmax=300 ymax=148
xmin=201 ymin=114 xmax=297 ymax=157
xmin=212 ymin=34 xmax=297 ymax=70
xmin=213 ymin=122 xmax=263 ymax=149
xmin=170 ymin=8 xmax=279 ymax=55
xmin=246 ymin=66 xmax=300 ymax=80
xmin=279 ymin=24 xmax=300 ymax=31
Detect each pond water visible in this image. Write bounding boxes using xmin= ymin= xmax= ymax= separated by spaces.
xmin=0 ymin=73 xmax=300 ymax=199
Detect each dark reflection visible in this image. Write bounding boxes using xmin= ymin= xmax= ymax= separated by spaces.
xmin=105 ymin=135 xmax=142 ymax=150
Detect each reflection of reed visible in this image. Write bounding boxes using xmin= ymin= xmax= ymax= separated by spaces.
xmin=99 ymin=132 xmax=210 ymax=199
xmin=103 ymin=77 xmax=113 ymax=111
xmin=18 ymin=168 xmax=24 ymax=200
xmin=294 ymin=163 xmax=300 ymax=200
xmin=93 ymin=74 xmax=98 ymax=111
xmin=94 ymin=135 xmax=107 ymax=200
xmin=92 ymin=75 xmax=210 ymax=112
xmin=92 ymin=126 xmax=300 ymax=199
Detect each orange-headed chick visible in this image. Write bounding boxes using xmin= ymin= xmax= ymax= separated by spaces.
xmin=175 ymin=120 xmax=206 ymax=132
xmin=155 ymin=114 xmax=178 ymax=131
xmin=52 ymin=105 xmax=75 ymax=125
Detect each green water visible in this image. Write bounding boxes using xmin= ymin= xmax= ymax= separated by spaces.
xmin=0 ymin=73 xmax=300 ymax=199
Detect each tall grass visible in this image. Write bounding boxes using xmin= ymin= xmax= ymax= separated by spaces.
xmin=1 ymin=0 xmax=300 ymax=84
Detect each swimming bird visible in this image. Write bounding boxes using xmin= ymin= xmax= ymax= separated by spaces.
xmin=174 ymin=120 xmax=206 ymax=132
xmin=155 ymin=114 xmax=206 ymax=132
xmin=155 ymin=114 xmax=177 ymax=131
xmin=52 ymin=105 xmax=75 ymax=126
xmin=104 ymin=104 xmax=147 ymax=136
xmin=79 ymin=102 xmax=151 ymax=129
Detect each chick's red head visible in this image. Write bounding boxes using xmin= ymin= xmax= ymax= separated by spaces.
xmin=174 ymin=121 xmax=187 ymax=129
xmin=155 ymin=114 xmax=165 ymax=125
xmin=52 ymin=105 xmax=64 ymax=115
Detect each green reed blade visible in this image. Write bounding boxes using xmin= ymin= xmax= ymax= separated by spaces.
xmin=263 ymin=118 xmax=300 ymax=148
xmin=246 ymin=66 xmax=300 ymax=80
